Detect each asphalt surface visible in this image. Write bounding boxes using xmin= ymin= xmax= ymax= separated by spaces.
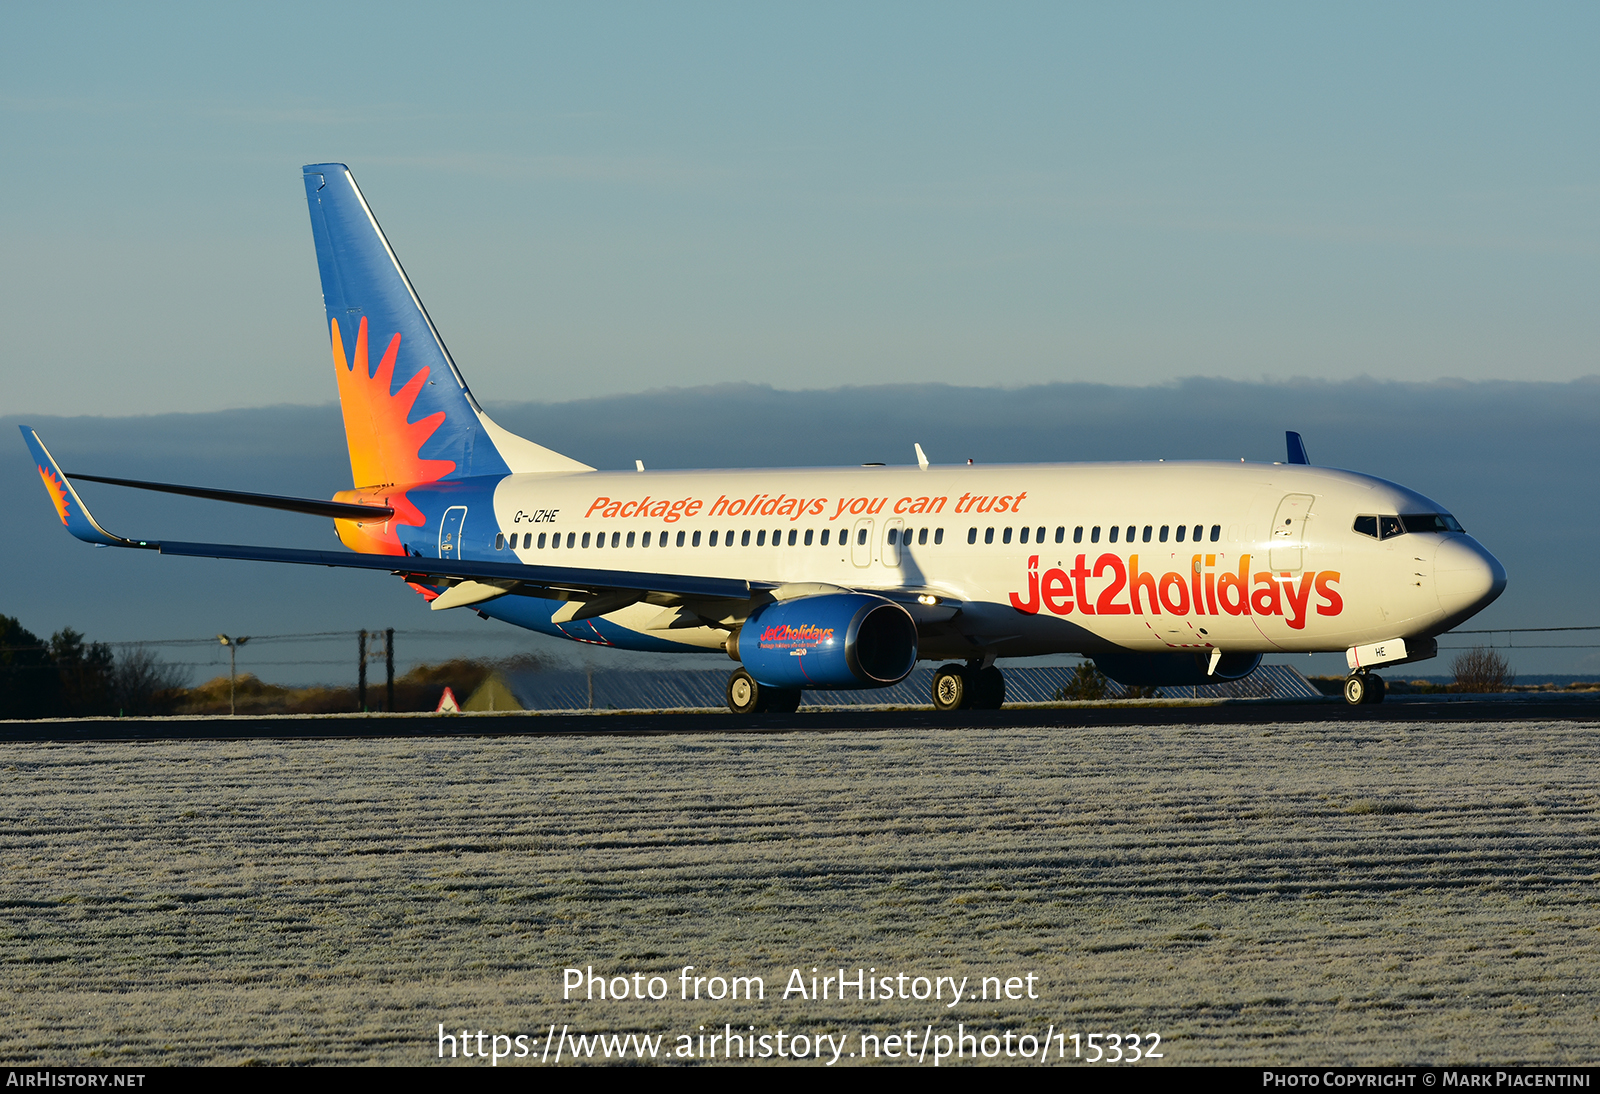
xmin=3 ymin=697 xmax=1596 ymax=742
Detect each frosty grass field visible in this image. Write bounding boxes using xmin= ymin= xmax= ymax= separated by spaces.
xmin=1 ymin=719 xmax=1597 ymax=1066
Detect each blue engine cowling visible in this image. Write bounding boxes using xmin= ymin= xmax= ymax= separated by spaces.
xmin=1091 ymin=650 xmax=1263 ymax=687
xmin=738 ymin=593 xmax=918 ymax=690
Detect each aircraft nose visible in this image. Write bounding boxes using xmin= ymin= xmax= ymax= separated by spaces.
xmin=1435 ymin=535 xmax=1506 ymax=621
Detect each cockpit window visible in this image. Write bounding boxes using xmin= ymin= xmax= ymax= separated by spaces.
xmin=1378 ymin=516 xmax=1404 ymax=539
xmin=1401 ymin=513 xmax=1464 ymax=534
xmin=1353 ymin=515 xmax=1378 ymax=539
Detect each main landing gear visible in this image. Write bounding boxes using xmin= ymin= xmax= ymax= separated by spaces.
xmin=1343 ymin=671 xmax=1386 ymax=706
xmin=726 ymin=669 xmax=801 ymax=714
xmin=931 ymin=662 xmax=1006 ymax=711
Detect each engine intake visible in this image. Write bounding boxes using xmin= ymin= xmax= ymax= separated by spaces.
xmin=738 ymin=593 xmax=917 ymax=690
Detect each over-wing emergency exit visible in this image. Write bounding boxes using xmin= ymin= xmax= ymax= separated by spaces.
xmin=22 ymin=164 xmax=1507 ymax=711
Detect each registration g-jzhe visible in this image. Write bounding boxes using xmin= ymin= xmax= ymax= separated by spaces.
xmin=21 ymin=164 xmax=1506 ymax=711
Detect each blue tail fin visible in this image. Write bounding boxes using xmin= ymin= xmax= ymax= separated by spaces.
xmin=302 ymin=164 xmax=591 ymax=489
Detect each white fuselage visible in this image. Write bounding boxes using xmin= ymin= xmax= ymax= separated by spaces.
xmin=481 ymin=460 xmax=1505 ymax=663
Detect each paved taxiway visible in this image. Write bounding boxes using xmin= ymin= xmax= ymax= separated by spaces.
xmin=4 ymin=697 xmax=1596 ymax=742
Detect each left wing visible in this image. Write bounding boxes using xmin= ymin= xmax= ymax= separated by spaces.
xmin=21 ymin=426 xmax=768 ymax=612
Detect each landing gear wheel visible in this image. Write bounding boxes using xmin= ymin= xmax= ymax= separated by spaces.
xmin=728 ymin=669 xmax=761 ymax=714
xmin=727 ymin=670 xmax=801 ymax=714
xmin=932 ymin=664 xmax=970 ymax=711
xmin=764 ymin=688 xmax=802 ymax=714
xmin=972 ymin=666 xmax=1006 ymax=710
xmin=1343 ymin=672 xmax=1386 ymax=706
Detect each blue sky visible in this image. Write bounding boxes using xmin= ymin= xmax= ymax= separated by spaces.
xmin=3 ymin=5 xmax=1596 ymax=684
xmin=3 ymin=3 xmax=1595 ymax=415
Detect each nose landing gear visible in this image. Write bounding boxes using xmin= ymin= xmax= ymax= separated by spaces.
xmin=1343 ymin=672 xmax=1386 ymax=706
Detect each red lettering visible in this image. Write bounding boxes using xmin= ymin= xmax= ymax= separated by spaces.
xmin=1042 ymin=568 xmax=1073 ymax=614
xmin=1071 ymin=554 xmax=1094 ymax=615
xmin=1281 ymin=572 xmax=1314 ymax=629
xmin=1094 ymin=554 xmax=1131 ymax=615
xmin=1128 ymin=555 xmax=1159 ymax=615
xmin=1010 ymin=556 xmax=1040 ymax=615
xmin=585 ymin=497 xmax=610 ymax=518
xmin=1250 ymin=572 xmax=1282 ymax=616
xmin=1315 ymin=571 xmax=1344 ymax=616
xmin=1158 ymin=572 xmax=1190 ymax=615
xmin=1217 ymin=554 xmax=1251 ymax=615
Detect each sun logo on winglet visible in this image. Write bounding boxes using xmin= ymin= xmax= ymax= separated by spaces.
xmin=38 ymin=465 xmax=71 ymax=526
xmin=329 ymin=316 xmax=457 ymax=555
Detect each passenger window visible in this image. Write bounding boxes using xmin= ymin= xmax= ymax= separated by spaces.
xmin=1056 ymin=526 xmax=1065 ymax=544
xmin=1109 ymin=526 xmax=1119 ymax=543
xmin=1036 ymin=526 xmax=1045 ymax=543
xmin=741 ymin=530 xmax=750 ymax=546
xmin=788 ymin=529 xmax=797 ymax=546
xmin=495 ymin=532 xmax=505 ymax=550
xmin=582 ymin=532 xmax=591 ymax=549
xmin=1002 ymin=527 xmax=1012 ymax=544
xmin=1209 ymin=525 xmax=1221 ymax=542
xmin=522 ymin=533 xmax=531 ymax=550
xmin=984 ymin=528 xmax=994 ymax=544
xmin=1142 ymin=525 xmax=1152 ymax=543
xmin=692 ymin=530 xmax=702 ymax=547
xmin=626 ymin=531 xmax=635 ymax=548
xmin=726 ymin=530 xmax=735 ymax=546
xmin=1018 ymin=526 xmax=1029 ymax=544
xmin=678 ymin=530 xmax=687 ymax=547
xmin=968 ymin=527 xmax=977 ymax=544
xmin=934 ymin=528 xmax=944 ymax=545
xmin=804 ymin=529 xmax=813 ymax=546
xmin=565 ymin=533 xmax=574 ymax=548
xmin=1090 ymin=526 xmax=1100 ymax=543
xmin=918 ymin=528 xmax=928 ymax=545
xmin=1126 ymin=525 xmax=1136 ymax=542
xmin=643 ymin=531 xmax=653 ymax=547
xmin=887 ymin=528 xmax=898 ymax=546
xmin=1354 ymin=515 xmax=1378 ymax=538
xmin=820 ymin=529 xmax=830 ymax=546
xmin=537 ymin=533 xmax=546 ymax=549
xmin=1074 ymin=526 xmax=1084 ymax=543
xmin=552 ymin=533 xmax=561 ymax=550
xmin=757 ymin=530 xmax=766 ymax=546
xmin=1159 ymin=525 xmax=1169 ymax=542
xmin=611 ymin=532 xmax=621 ymax=548
xmin=1175 ymin=525 xmax=1186 ymax=542
xmin=857 ymin=527 xmax=869 ymax=545
xmin=1379 ymin=516 xmax=1404 ymax=539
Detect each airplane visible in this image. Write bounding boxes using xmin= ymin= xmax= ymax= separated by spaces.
xmin=21 ymin=163 xmax=1507 ymax=713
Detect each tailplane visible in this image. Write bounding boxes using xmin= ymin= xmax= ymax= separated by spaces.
xmin=302 ymin=163 xmax=591 ymax=493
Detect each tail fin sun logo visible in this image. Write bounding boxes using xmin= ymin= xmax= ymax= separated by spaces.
xmin=38 ymin=465 xmax=71 ymax=526
xmin=329 ymin=316 xmax=456 ymax=554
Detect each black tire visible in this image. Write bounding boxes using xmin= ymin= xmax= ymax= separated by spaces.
xmin=1343 ymin=673 xmax=1367 ymax=706
xmin=727 ymin=669 xmax=761 ymax=714
xmin=932 ymin=664 xmax=969 ymax=711
xmin=764 ymin=688 xmax=802 ymax=714
xmin=1365 ymin=675 xmax=1386 ymax=705
xmin=972 ymin=666 xmax=1006 ymax=709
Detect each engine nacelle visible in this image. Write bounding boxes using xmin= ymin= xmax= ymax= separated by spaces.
xmin=738 ymin=593 xmax=917 ymax=690
xmin=1091 ymin=650 xmax=1263 ymax=687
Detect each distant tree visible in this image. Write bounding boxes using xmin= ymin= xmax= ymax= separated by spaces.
xmin=111 ymin=646 xmax=191 ymax=716
xmin=50 ymin=628 xmax=116 ymax=716
xmin=1056 ymin=662 xmax=1111 ymax=701
xmin=1452 ymin=646 xmax=1515 ymax=693
xmin=0 ymin=616 xmax=59 ymax=719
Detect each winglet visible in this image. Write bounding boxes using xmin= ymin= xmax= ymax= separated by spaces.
xmin=914 ymin=443 xmax=929 ymax=471
xmin=1285 ymin=431 xmax=1310 ymax=465
xmin=19 ymin=427 xmax=151 ymax=548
